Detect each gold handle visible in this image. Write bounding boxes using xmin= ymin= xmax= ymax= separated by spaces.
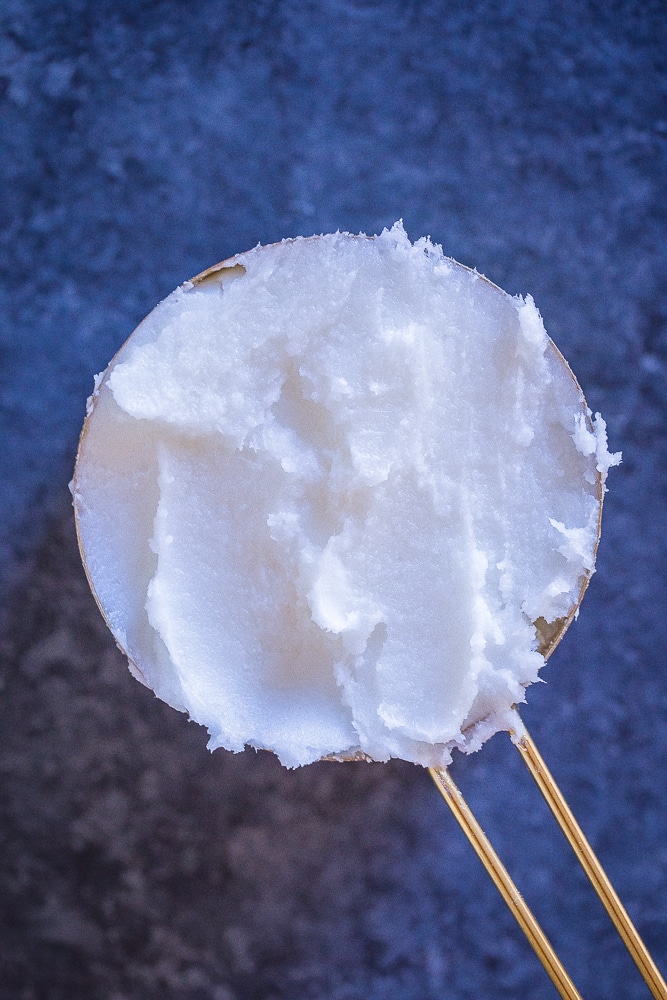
xmin=430 ymin=765 xmax=584 ymax=1000
xmin=515 ymin=728 xmax=667 ymax=1000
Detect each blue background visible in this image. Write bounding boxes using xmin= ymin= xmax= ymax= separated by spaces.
xmin=1 ymin=2 xmax=666 ymax=998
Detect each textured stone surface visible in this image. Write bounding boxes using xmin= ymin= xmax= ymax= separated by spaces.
xmin=1 ymin=2 xmax=666 ymax=997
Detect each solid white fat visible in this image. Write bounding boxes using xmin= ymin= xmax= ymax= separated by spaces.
xmin=74 ymin=223 xmax=620 ymax=768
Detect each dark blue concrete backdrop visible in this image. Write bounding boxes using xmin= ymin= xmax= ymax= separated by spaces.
xmin=1 ymin=2 xmax=666 ymax=998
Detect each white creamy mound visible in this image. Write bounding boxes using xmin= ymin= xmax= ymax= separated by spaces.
xmin=74 ymin=224 xmax=620 ymax=768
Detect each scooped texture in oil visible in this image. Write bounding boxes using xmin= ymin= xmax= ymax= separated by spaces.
xmin=75 ymin=224 xmax=620 ymax=768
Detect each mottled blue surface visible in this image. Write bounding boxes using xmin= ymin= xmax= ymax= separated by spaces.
xmin=1 ymin=2 xmax=666 ymax=998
